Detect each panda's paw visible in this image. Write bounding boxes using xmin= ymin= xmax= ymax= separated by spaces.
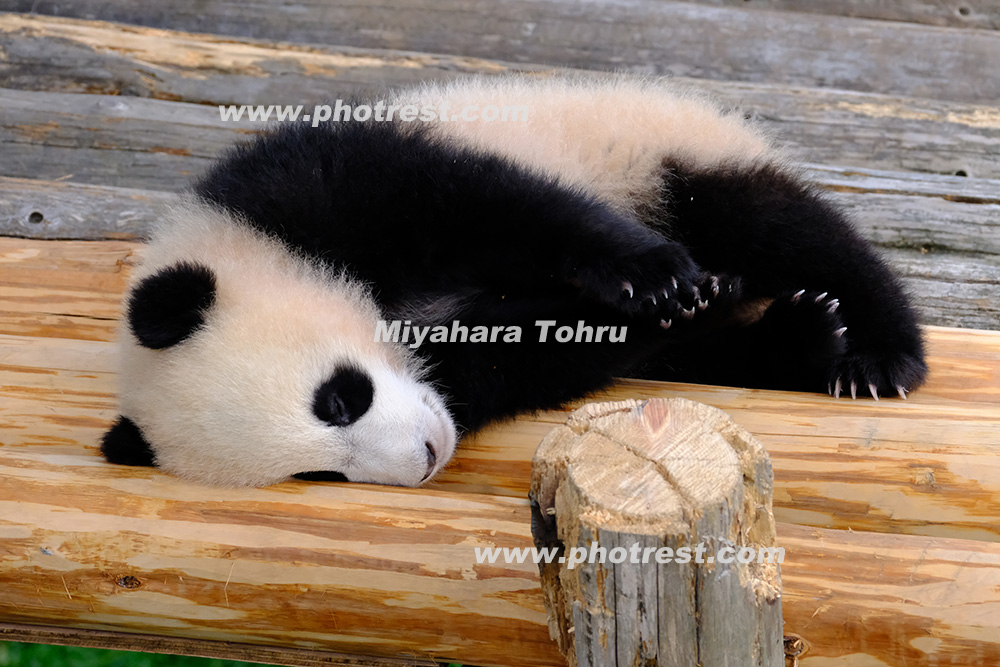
xmin=757 ymin=289 xmax=849 ymax=376
xmin=574 ymin=241 xmax=701 ymax=317
xmin=827 ymin=350 xmax=928 ymax=400
xmin=653 ymin=272 xmax=743 ymax=330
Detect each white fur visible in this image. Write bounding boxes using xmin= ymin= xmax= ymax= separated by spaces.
xmin=398 ymin=75 xmax=775 ymax=216
xmin=118 ymin=200 xmax=456 ymax=487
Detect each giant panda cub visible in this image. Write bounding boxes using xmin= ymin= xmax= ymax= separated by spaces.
xmin=101 ymin=76 xmax=927 ymax=488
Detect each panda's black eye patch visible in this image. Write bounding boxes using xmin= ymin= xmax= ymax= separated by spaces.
xmin=128 ymin=262 xmax=216 ymax=350
xmin=313 ymin=366 xmax=375 ymax=427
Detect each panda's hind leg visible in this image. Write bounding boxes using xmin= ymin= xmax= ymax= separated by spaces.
xmin=656 ymin=161 xmax=928 ymax=398
xmin=638 ymin=289 xmax=848 ymax=392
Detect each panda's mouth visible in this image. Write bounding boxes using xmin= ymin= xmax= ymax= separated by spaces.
xmin=292 ymin=470 xmax=349 ymax=482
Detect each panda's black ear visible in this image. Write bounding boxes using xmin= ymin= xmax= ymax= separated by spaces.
xmin=128 ymin=262 xmax=216 ymax=349
xmin=100 ymin=416 xmax=156 ymax=467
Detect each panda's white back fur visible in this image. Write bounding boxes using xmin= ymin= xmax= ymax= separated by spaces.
xmin=403 ymin=76 xmax=774 ymax=214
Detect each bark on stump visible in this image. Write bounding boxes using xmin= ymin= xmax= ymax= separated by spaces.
xmin=530 ymin=398 xmax=783 ymax=666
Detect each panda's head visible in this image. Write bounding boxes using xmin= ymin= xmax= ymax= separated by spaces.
xmin=101 ymin=202 xmax=456 ymax=488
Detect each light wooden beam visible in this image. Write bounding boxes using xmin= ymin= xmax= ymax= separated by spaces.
xmin=2 ymin=431 xmax=1000 ymax=665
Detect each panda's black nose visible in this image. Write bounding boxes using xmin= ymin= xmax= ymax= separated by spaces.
xmin=313 ymin=367 xmax=374 ymax=427
xmin=422 ymin=442 xmax=438 ymax=482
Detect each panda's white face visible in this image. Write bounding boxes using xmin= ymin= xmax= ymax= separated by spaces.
xmin=112 ymin=202 xmax=457 ymax=488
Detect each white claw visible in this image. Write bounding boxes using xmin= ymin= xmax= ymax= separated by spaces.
xmin=850 ymin=381 xmax=857 ymax=400
xmin=623 ymin=281 xmax=634 ymax=298
xmin=671 ymin=276 xmax=679 ymax=290
xmin=663 ymin=289 xmax=671 ymax=301
xmin=681 ymin=306 xmax=696 ymax=319
xmin=814 ymin=292 xmax=829 ymax=303
xmin=659 ymin=318 xmax=672 ymax=330
xmin=711 ymin=276 xmax=720 ymax=297
xmin=834 ymin=327 xmax=848 ymax=338
xmin=697 ymin=299 xmax=709 ymax=310
xmin=828 ymin=382 xmax=833 ymax=395
xmin=897 ymin=385 xmax=908 ymax=400
xmin=834 ymin=377 xmax=842 ymax=399
xmin=791 ymin=289 xmax=805 ymax=304
xmin=827 ymin=299 xmax=840 ymax=313
xmin=650 ymin=294 xmax=657 ymax=305
xmin=869 ymin=383 xmax=879 ymax=401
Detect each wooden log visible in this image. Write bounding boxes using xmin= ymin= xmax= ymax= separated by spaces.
xmin=2 ymin=396 xmax=1000 ymax=665
xmin=4 ymin=176 xmax=997 ymax=330
xmin=0 ymin=89 xmax=253 ymax=191
xmin=0 ymin=236 xmax=137 ymax=342
xmin=530 ymin=398 xmax=782 ymax=666
xmin=5 ymin=82 xmax=1000 ymax=194
xmin=0 ymin=459 xmax=563 ymax=666
xmin=880 ymin=249 xmax=1000 ymax=330
xmin=0 ymin=623 xmax=437 ymax=667
xmin=5 ymin=164 xmax=997 ymax=253
xmin=803 ymin=163 xmax=1000 ymax=253
xmin=685 ymin=0 xmax=1000 ymax=30
xmin=3 ymin=14 xmax=1000 ymax=179
xmin=0 ymin=177 xmax=172 ymax=241
xmin=2 ymin=314 xmax=999 ymax=545
xmin=6 ymin=0 xmax=999 ymax=104
xmin=777 ymin=525 xmax=1000 ymax=666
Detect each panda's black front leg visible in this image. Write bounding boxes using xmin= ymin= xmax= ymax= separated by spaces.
xmin=380 ymin=172 xmax=721 ymax=328
xmin=662 ymin=162 xmax=927 ymax=398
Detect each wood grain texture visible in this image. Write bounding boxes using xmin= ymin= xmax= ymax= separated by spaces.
xmin=3 ymin=14 xmax=1000 ymax=179
xmin=530 ymin=399 xmax=782 ymax=666
xmin=5 ymin=0 xmax=999 ymax=104
xmin=2 ymin=399 xmax=1000 ymax=665
xmin=0 ymin=177 xmax=173 ymax=241
xmin=0 ymin=458 xmax=562 ymax=666
xmin=0 ymin=623 xmax=437 ymax=667
xmin=0 ymin=89 xmax=253 ymax=191
xmin=1 ymin=241 xmax=999 ymax=663
xmin=1 ymin=306 xmax=998 ymax=543
xmin=691 ymin=0 xmax=1000 ymax=30
xmin=0 ymin=236 xmax=137 ymax=341
xmin=3 ymin=174 xmax=996 ymax=332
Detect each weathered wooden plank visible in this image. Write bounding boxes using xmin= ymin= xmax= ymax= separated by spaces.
xmin=4 ymin=179 xmax=996 ymax=331
xmin=0 ymin=624 xmax=436 ymax=667
xmin=691 ymin=0 xmax=1000 ymax=30
xmin=0 ymin=89 xmax=254 ymax=191
xmin=6 ymin=167 xmax=997 ymax=253
xmin=2 ymin=378 xmax=1000 ymax=666
xmin=0 ymin=13 xmax=509 ymax=102
xmin=6 ymin=0 xmax=999 ymax=104
xmin=881 ymin=249 xmax=1000 ymax=330
xmin=0 ymin=177 xmax=172 ymax=241
xmin=3 ymin=14 xmax=999 ymax=178
xmin=2 ymin=313 xmax=999 ymax=544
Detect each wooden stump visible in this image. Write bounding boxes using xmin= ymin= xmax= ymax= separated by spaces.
xmin=530 ymin=398 xmax=783 ymax=667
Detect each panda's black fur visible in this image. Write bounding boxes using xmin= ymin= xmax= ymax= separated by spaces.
xmin=102 ymin=76 xmax=927 ymax=487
